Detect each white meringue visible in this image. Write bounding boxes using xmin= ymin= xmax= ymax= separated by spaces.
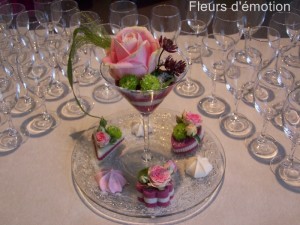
xmin=185 ymin=156 xmax=213 ymax=178
xmin=131 ymin=121 xmax=153 ymax=137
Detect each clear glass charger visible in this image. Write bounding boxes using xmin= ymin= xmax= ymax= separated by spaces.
xmin=71 ymin=109 xmax=226 ymax=223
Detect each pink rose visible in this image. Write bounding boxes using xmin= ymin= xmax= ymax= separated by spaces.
xmin=148 ymin=165 xmax=171 ymax=190
xmin=185 ymin=124 xmax=197 ymax=137
xmin=102 ymin=26 xmax=160 ymax=80
xmin=95 ymin=131 xmax=110 ymax=147
xmin=182 ymin=111 xmax=202 ymax=127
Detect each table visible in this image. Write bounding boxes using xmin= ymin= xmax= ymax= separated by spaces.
xmin=1 ymin=40 xmax=300 ymax=225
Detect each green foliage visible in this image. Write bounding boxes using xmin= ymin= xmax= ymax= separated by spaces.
xmin=106 ymin=126 xmax=122 ymax=143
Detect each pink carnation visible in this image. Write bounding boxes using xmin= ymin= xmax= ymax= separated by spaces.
xmin=182 ymin=111 xmax=202 ymax=127
xmin=148 ymin=165 xmax=171 ymax=190
xmin=95 ymin=131 xmax=110 ymax=147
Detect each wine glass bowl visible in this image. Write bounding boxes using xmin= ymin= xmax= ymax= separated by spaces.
xmin=150 ymin=4 xmax=181 ymax=41
xmin=109 ymin=0 xmax=137 ymax=28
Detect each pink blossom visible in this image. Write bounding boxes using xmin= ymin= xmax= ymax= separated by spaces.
xmin=182 ymin=111 xmax=202 ymax=127
xmin=148 ymin=165 xmax=171 ymax=190
xmin=95 ymin=131 xmax=110 ymax=147
xmin=102 ymin=26 xmax=160 ymax=80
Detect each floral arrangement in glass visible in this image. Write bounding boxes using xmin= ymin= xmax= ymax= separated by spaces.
xmin=67 ymin=22 xmax=187 ymax=164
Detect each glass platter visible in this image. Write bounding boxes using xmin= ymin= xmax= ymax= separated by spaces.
xmin=71 ymin=109 xmax=226 ymax=223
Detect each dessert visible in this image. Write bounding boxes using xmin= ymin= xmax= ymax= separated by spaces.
xmin=95 ymin=169 xmax=127 ymax=193
xmin=171 ymin=111 xmax=204 ymax=154
xmin=92 ymin=118 xmax=124 ymax=160
xmin=185 ymin=156 xmax=213 ymax=178
xmin=136 ymin=160 xmax=177 ymax=207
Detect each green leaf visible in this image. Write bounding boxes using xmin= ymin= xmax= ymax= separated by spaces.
xmin=67 ymin=24 xmax=111 ymax=119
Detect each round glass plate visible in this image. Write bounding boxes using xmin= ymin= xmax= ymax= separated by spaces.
xmin=71 ymin=109 xmax=226 ymax=221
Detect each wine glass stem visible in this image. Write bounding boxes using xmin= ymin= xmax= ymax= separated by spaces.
xmin=258 ymin=118 xmax=269 ymax=142
xmin=211 ymin=79 xmax=216 ymax=100
xmin=185 ymin=60 xmax=193 ymax=86
xmin=141 ymin=113 xmax=152 ymax=163
xmin=6 ymin=112 xmax=16 ymax=133
xmin=289 ymin=142 xmax=297 ymax=164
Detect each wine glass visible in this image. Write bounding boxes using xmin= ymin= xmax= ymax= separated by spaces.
xmin=219 ymin=50 xmax=260 ymax=139
xmin=92 ymin=23 xmax=122 ymax=103
xmin=246 ymin=68 xmax=294 ymax=160
xmin=198 ymin=33 xmax=234 ymax=118
xmin=20 ymin=49 xmax=60 ymax=137
xmin=109 ymin=0 xmax=137 ymax=29
xmin=121 ymin=14 xmax=150 ymax=30
xmin=0 ymin=61 xmax=26 ymax=152
xmin=235 ymin=0 xmax=267 ymax=64
xmin=270 ymin=87 xmax=300 ymax=187
xmin=150 ymin=4 xmax=181 ymax=41
xmin=100 ymin=50 xmax=187 ymax=173
xmin=185 ymin=0 xmax=215 ymax=27
xmin=174 ymin=19 xmax=207 ymax=98
xmin=242 ymin=26 xmax=281 ymax=107
xmin=70 ymin=11 xmax=102 ymax=86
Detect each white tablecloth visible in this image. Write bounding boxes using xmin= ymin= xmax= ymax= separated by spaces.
xmin=1 ymin=42 xmax=300 ymax=225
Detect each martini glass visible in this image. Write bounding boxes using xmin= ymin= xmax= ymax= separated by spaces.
xmin=100 ymin=50 xmax=187 ymax=173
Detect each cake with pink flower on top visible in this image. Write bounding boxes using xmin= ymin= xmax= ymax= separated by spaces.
xmin=171 ymin=111 xmax=204 ymax=154
xmin=92 ymin=117 xmax=124 ymax=160
xmin=136 ymin=160 xmax=177 ymax=208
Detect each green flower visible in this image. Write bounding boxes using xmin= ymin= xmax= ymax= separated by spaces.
xmin=119 ymin=74 xmax=139 ymax=90
xmin=106 ymin=126 xmax=122 ymax=143
xmin=140 ymin=74 xmax=161 ymax=91
xmin=172 ymin=123 xmax=187 ymax=141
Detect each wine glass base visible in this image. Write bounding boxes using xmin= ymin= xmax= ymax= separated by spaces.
xmin=271 ymin=155 xmax=300 ymax=188
xmin=11 ymin=95 xmax=38 ymax=117
xmin=20 ymin=112 xmax=60 ymax=137
xmin=283 ymin=54 xmax=300 ymax=68
xmin=57 ymin=96 xmax=94 ymax=120
xmin=246 ymin=133 xmax=279 ymax=160
xmin=198 ymin=96 xmax=230 ymax=118
xmin=174 ymin=79 xmax=205 ymax=98
xmin=74 ymin=65 xmax=101 ymax=86
xmin=0 ymin=128 xmax=27 ymax=152
xmin=46 ymin=81 xmax=69 ymax=101
xmin=219 ymin=112 xmax=255 ymax=139
xmin=93 ymin=84 xmax=122 ymax=103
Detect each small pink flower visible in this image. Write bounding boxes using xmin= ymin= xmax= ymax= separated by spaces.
xmin=182 ymin=111 xmax=202 ymax=127
xmin=95 ymin=131 xmax=110 ymax=147
xmin=185 ymin=124 xmax=197 ymax=137
xmin=95 ymin=169 xmax=127 ymax=193
xmin=164 ymin=160 xmax=177 ymax=174
xmin=148 ymin=165 xmax=171 ymax=190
